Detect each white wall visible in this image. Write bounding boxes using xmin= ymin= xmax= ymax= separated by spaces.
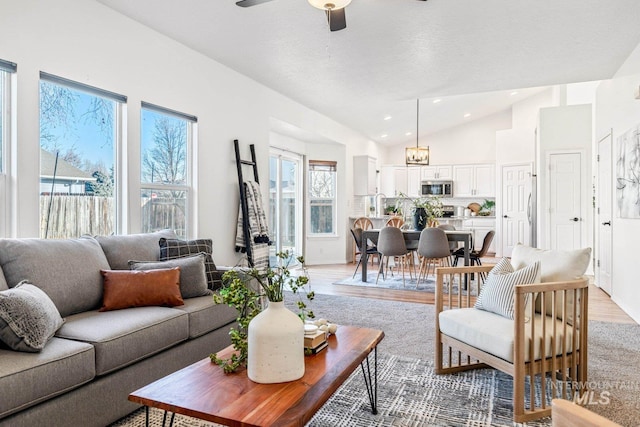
xmin=594 ymin=40 xmax=640 ymax=323
xmin=0 ymin=0 xmax=378 ymax=266
xmin=380 ymin=110 xmax=512 ymax=166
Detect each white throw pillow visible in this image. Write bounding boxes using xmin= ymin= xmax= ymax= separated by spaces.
xmin=510 ymin=244 xmax=591 ymax=282
xmin=474 ymin=258 xmax=541 ymax=320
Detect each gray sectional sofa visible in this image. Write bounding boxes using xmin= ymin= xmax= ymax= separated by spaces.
xmin=0 ymin=230 xmax=237 ymax=427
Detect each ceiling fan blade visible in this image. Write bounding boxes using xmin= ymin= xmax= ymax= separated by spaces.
xmin=327 ymin=8 xmax=347 ymax=32
xmin=236 ymin=0 xmax=275 ymax=7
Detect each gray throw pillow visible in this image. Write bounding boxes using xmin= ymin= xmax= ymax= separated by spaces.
xmin=128 ymin=253 xmax=211 ymax=299
xmin=159 ymin=238 xmax=221 ymax=290
xmin=0 ymin=281 xmax=65 ymax=352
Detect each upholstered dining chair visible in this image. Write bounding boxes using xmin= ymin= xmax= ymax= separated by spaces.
xmin=437 ymin=223 xmax=458 ymax=253
xmin=350 ymin=227 xmax=379 ymax=278
xmin=352 ymin=217 xmax=374 ymax=263
xmin=376 ymin=226 xmax=413 ymax=286
xmin=416 ymin=227 xmax=451 ymax=286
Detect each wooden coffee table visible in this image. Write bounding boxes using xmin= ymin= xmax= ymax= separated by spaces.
xmin=129 ymin=325 xmax=384 ymax=426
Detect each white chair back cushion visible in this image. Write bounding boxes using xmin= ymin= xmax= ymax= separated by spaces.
xmin=510 ymin=244 xmax=591 ymax=282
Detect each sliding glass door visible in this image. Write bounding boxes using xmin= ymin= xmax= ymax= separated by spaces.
xmin=269 ymin=149 xmax=303 ymax=264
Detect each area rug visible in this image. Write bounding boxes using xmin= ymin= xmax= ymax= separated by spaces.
xmin=112 ymin=293 xmax=640 ymax=427
xmin=334 ymin=271 xmax=437 ymax=291
xmin=113 ymin=355 xmax=548 ymax=427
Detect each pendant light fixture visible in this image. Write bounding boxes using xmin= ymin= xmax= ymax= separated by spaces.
xmin=405 ymin=98 xmax=430 ymax=165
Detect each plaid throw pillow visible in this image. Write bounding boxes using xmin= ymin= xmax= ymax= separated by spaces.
xmin=159 ymin=238 xmax=220 ymax=290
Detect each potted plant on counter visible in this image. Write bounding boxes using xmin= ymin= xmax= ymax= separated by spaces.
xmin=479 ymin=199 xmax=495 ymax=216
xmin=412 ymin=196 xmax=444 ymax=230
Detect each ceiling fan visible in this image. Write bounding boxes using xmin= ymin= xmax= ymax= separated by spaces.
xmin=236 ymin=0 xmax=427 ymax=32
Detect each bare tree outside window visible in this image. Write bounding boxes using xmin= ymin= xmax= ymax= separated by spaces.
xmin=140 ymin=108 xmax=192 ymax=238
xmin=39 ymin=78 xmax=118 ymax=238
xmin=309 ymin=161 xmax=337 ymax=234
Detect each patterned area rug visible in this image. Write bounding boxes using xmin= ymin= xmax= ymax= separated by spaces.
xmin=112 ymin=354 xmax=549 ymax=427
xmin=334 ymin=271 xmax=439 ymax=291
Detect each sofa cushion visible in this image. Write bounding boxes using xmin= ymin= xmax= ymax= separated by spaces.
xmin=100 ymin=268 xmax=184 ymax=311
xmin=174 ymin=295 xmax=238 ymax=338
xmin=474 ymin=258 xmax=540 ymax=319
xmin=0 ymin=337 xmax=95 ymax=419
xmin=439 ymin=308 xmax=575 ymax=363
xmin=159 ymin=238 xmax=220 ymax=290
xmin=0 ymin=267 xmax=7 ymax=291
xmin=0 ymin=282 xmax=65 ymax=352
xmin=510 ymin=244 xmax=591 ymax=282
xmin=0 ymin=236 xmax=110 ymax=317
xmin=96 ymin=229 xmax=178 ymax=270
xmin=56 ymin=306 xmax=189 ymax=375
xmin=129 ymin=254 xmax=210 ymax=299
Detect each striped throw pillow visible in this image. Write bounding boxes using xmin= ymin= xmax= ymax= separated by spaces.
xmin=474 ymin=258 xmax=540 ymax=319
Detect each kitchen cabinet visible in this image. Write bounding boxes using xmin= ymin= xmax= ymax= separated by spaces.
xmin=407 ymin=167 xmax=421 ymax=197
xmin=353 ymin=155 xmax=377 ymax=195
xmin=379 ymin=166 xmax=407 ymax=197
xmin=421 ymin=165 xmax=452 ymax=181
xmin=462 ymin=218 xmax=496 ymax=253
xmin=453 ymin=164 xmax=495 ymax=197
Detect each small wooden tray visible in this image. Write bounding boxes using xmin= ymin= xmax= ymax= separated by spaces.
xmin=467 ymin=202 xmax=481 ymax=213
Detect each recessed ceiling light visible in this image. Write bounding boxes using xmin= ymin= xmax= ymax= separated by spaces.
xmin=510 ymin=91 xmax=519 ymax=96
xmin=384 ymin=116 xmax=392 ymax=121
xmin=380 ymin=134 xmax=388 ymax=138
xmin=405 ymin=132 xmax=412 ymax=136
xmin=464 ymin=113 xmax=471 ymax=118
xmin=433 ymin=99 xmax=442 ymax=104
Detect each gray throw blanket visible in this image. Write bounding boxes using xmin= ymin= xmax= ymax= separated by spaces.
xmin=235 ymin=181 xmax=270 ymax=271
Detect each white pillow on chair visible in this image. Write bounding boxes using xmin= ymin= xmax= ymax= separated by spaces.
xmin=510 ymin=244 xmax=591 ymax=282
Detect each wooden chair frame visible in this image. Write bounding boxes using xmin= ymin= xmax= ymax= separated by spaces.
xmin=435 ymin=265 xmax=589 ymax=423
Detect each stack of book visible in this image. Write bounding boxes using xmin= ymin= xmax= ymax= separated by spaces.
xmin=304 ymin=330 xmax=327 ymax=355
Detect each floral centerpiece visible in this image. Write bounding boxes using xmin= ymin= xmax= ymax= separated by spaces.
xmin=210 ymin=251 xmax=314 ymax=374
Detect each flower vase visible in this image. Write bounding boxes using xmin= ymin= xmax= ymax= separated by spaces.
xmin=247 ymin=300 xmax=305 ymax=383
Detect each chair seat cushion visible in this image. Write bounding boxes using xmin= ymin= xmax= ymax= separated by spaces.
xmin=174 ymin=295 xmax=237 ymax=338
xmin=439 ymin=308 xmax=576 ymax=363
xmin=0 ymin=337 xmax=95 ymax=419
xmin=56 ymin=307 xmax=188 ymax=375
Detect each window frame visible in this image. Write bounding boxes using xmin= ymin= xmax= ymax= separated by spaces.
xmin=38 ymin=72 xmax=126 ymax=237
xmin=0 ymin=60 xmax=16 ymax=237
xmin=307 ymin=160 xmax=338 ymax=237
xmin=139 ymin=102 xmax=197 ymax=238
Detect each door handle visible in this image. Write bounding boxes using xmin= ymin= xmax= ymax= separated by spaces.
xmin=570 ymin=217 xmax=580 ymax=222
xmin=602 ymin=221 xmax=611 ymax=226
xmin=503 ymin=215 xmax=509 ymax=218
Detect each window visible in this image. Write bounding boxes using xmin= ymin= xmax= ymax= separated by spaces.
xmin=39 ymin=73 xmax=125 ymax=239
xmin=308 ymin=160 xmax=337 ymax=235
xmin=140 ymin=102 xmax=195 ymax=238
xmin=0 ymin=59 xmax=16 ymax=237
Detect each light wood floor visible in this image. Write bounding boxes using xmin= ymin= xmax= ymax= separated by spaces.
xmin=305 ymin=261 xmax=637 ymax=325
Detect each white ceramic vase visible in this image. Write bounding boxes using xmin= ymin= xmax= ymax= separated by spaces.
xmin=247 ymin=300 xmax=305 ymax=383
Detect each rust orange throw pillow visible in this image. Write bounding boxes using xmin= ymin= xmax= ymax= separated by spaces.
xmin=100 ymin=268 xmax=184 ymax=311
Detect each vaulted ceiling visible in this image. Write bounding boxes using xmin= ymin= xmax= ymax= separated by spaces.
xmin=98 ymin=0 xmax=640 ymax=145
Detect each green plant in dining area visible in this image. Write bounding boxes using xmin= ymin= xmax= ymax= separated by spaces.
xmin=398 ymin=193 xmax=444 ymax=229
xmin=209 ymin=251 xmax=315 ymax=373
xmin=480 ymin=199 xmax=495 ymax=216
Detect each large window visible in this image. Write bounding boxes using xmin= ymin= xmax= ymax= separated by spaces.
xmin=308 ymin=160 xmax=337 ymax=235
xmin=39 ymin=73 xmax=125 ymax=239
xmin=0 ymin=59 xmax=16 ymax=237
xmin=140 ymin=102 xmax=195 ymax=238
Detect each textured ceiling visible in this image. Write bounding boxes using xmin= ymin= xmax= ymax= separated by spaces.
xmin=97 ymin=0 xmax=640 ymax=145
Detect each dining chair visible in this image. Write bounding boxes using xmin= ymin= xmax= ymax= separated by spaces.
xmin=384 ymin=216 xmax=405 ymax=228
xmin=350 ymin=227 xmax=379 ymax=278
xmin=352 ymin=217 xmax=374 ymax=263
xmin=453 ymin=230 xmax=495 ymax=281
xmin=437 ymin=223 xmax=458 ymax=253
xmin=376 ymin=226 xmax=413 ymax=286
xmin=416 ymin=227 xmax=451 ymax=287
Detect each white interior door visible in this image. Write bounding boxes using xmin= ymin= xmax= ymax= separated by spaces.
xmin=597 ymin=133 xmax=613 ymax=294
xmin=548 ymin=152 xmax=583 ymax=251
xmin=501 ymin=164 xmax=531 ymax=257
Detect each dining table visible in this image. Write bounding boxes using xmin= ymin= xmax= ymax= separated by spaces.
xmin=359 ymin=229 xmax=473 ymax=282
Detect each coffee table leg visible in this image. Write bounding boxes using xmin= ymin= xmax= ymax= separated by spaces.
xmin=360 ymin=346 xmax=378 ymax=415
xmin=145 ymin=406 xmax=149 ymax=427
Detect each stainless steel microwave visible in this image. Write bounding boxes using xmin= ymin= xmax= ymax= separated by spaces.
xmin=420 ymin=180 xmax=453 ymax=197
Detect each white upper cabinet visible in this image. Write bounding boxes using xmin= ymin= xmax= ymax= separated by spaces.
xmin=380 ymin=166 xmax=408 ymax=197
xmin=353 ymin=155 xmax=377 ymax=195
xmin=453 ymin=164 xmax=495 ymax=197
xmin=421 ymin=165 xmax=453 ymax=181
xmin=407 ymin=167 xmax=421 ymax=197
